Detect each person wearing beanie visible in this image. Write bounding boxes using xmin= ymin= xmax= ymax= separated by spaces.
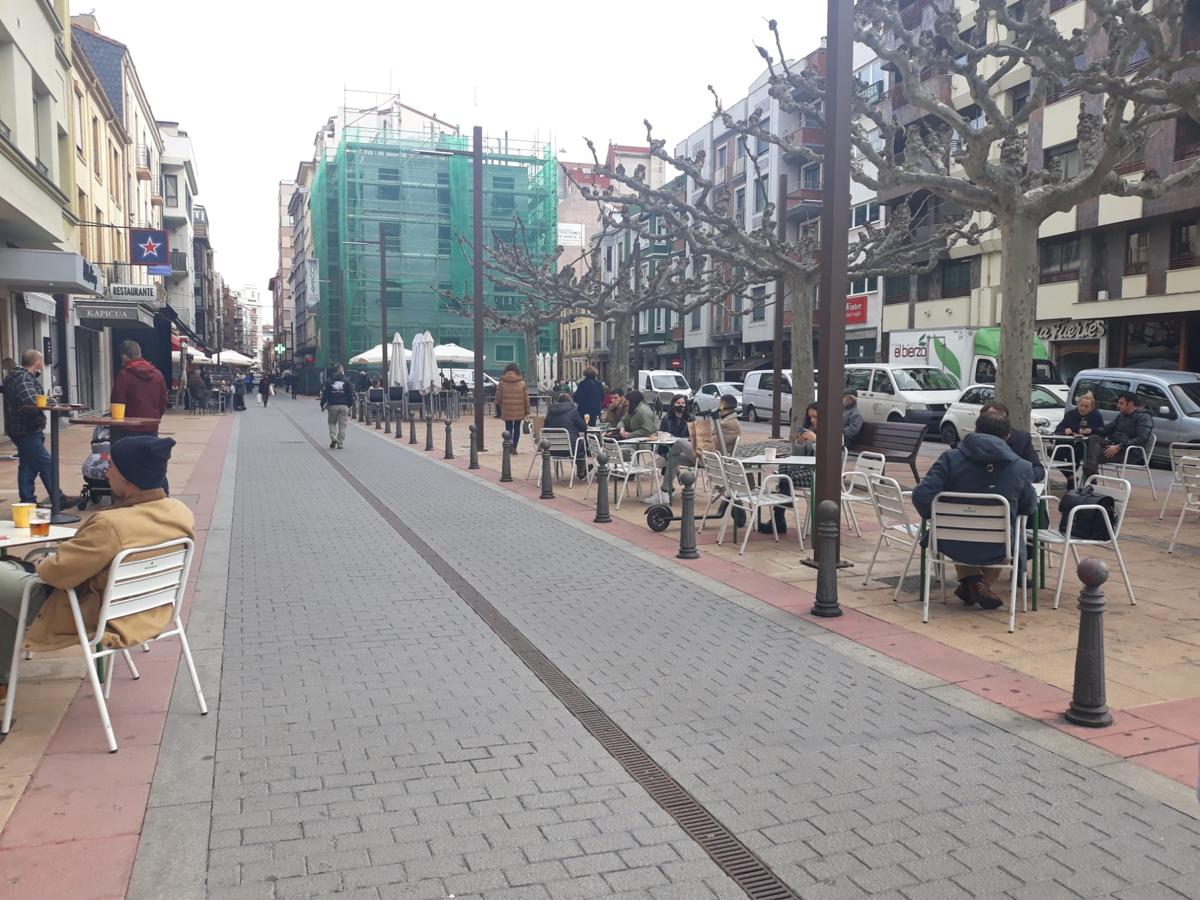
xmin=0 ymin=435 xmax=195 ymax=699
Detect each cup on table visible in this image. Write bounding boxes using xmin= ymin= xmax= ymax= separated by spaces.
xmin=30 ymin=514 xmax=50 ymax=538
xmin=764 ymin=447 xmax=777 ymax=462
xmin=110 ymin=402 xmax=126 ymax=420
xmin=35 ymin=394 xmax=47 ymax=408
xmin=11 ymin=503 xmax=35 ymax=529
xmin=658 ymin=431 xmax=672 ymax=443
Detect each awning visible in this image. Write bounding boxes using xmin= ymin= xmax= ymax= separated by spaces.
xmin=0 ymin=248 xmax=104 ymax=295
xmin=722 ymin=355 xmax=773 ymax=375
xmin=74 ymin=301 xmax=155 ymax=328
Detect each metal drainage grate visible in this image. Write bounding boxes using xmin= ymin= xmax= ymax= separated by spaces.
xmin=285 ymin=412 xmax=801 ymax=900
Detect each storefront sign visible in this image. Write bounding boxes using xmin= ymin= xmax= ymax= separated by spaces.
xmin=557 ymin=223 xmax=585 ymax=247
xmin=75 ymin=301 xmax=155 ymax=327
xmin=1036 ymin=319 xmax=1107 ymax=342
xmin=846 ymin=295 xmax=868 ymax=325
xmin=107 ymin=283 xmax=158 ymax=302
xmin=129 ymin=228 xmax=170 ymax=266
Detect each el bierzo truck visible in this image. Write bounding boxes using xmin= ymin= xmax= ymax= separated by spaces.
xmin=887 ymin=327 xmax=1068 ymax=399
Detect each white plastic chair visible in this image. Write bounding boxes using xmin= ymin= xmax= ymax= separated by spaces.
xmin=842 ymin=451 xmax=886 ymax=538
xmin=583 ymin=432 xmax=604 ymax=496
xmin=523 ymin=420 xmax=544 ymax=480
xmin=861 ymin=474 xmax=928 ymax=599
xmin=601 ymin=437 xmax=659 ymax=509
xmin=1167 ymin=457 xmax=1200 ymax=554
xmin=535 ymin=428 xmax=576 ymax=488
xmin=1159 ymin=442 xmax=1200 ymax=520
xmin=1036 ymin=475 xmax=1136 ymax=608
xmin=1031 ymin=432 xmax=1078 ymax=487
xmin=716 ymin=455 xmax=806 ymax=555
xmin=1107 ymin=433 xmax=1157 ymax=500
xmin=699 ymin=449 xmax=729 ymax=532
xmin=2 ymin=538 xmax=206 ymax=753
xmin=926 ymin=492 xmax=1027 ymax=633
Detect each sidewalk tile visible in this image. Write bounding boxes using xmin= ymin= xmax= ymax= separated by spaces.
xmin=0 ymin=833 xmax=137 ymax=898
xmin=1125 ymin=697 xmax=1200 ymax=740
xmin=0 ymin=781 xmax=150 ymax=848
xmin=1087 ymin=726 xmax=1195 ymax=758
xmin=1131 ymin=745 xmax=1198 ymax=786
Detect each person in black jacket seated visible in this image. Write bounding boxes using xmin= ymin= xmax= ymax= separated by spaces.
xmin=543 ymin=392 xmax=588 ymax=479
xmin=658 ymin=394 xmax=692 ymax=454
xmin=1082 ymin=391 xmax=1153 ymax=481
xmin=1054 ymin=391 xmax=1103 ymax=488
xmin=979 ymin=400 xmax=1045 ymax=483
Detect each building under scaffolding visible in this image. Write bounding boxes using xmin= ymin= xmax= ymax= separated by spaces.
xmin=305 ymin=94 xmax=557 ymax=373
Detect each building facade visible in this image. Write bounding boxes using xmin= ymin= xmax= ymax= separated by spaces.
xmin=273 ymin=180 xmax=296 ymax=369
xmin=157 ymin=121 xmax=198 ymax=332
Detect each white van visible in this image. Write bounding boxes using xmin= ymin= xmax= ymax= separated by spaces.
xmin=843 ymin=363 xmax=961 ymax=433
xmin=637 ymin=370 xmax=692 ymax=410
xmin=741 ymin=369 xmax=793 ymax=423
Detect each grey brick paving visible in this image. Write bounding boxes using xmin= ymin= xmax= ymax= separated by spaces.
xmin=207 ymin=407 xmax=1200 ymax=900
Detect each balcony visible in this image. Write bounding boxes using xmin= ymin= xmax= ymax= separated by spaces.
xmin=713 ymin=166 xmax=727 ymax=186
xmin=730 ymin=156 xmax=746 ymax=180
xmin=1169 ymin=255 xmax=1198 ymax=271
xmin=1176 ymin=142 xmax=1200 ymax=162
xmin=1186 ymin=32 xmax=1200 ymax=53
xmin=136 ymin=145 xmax=153 ymax=181
xmin=169 ymin=250 xmax=190 ymax=278
xmin=786 ymin=186 xmax=823 ymax=220
xmin=899 ymin=0 xmax=928 ymax=29
xmin=784 ymin=124 xmax=825 ymax=156
xmin=193 ymin=210 xmax=209 ymax=240
xmin=884 ymin=83 xmax=909 ymax=110
xmin=711 ymin=309 xmax=743 ymax=339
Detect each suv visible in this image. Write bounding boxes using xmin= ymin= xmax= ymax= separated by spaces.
xmin=1069 ymin=368 xmax=1200 ymax=465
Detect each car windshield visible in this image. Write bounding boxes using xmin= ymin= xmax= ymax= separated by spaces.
xmin=1031 ymin=387 xmax=1065 ymax=410
xmin=892 ymin=368 xmax=960 ymax=391
xmin=651 ymin=375 xmax=688 ymax=390
xmin=1033 ymin=359 xmax=1065 ymax=385
xmin=716 ymin=382 xmax=742 ymax=393
xmin=1170 ymin=382 xmax=1200 ymax=417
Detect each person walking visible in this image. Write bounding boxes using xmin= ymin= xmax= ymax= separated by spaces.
xmin=573 ymin=366 xmax=604 ymax=426
xmin=3 ymin=350 xmax=71 ymax=508
xmin=321 ymin=365 xmax=355 ymax=449
xmin=496 ymin=363 xmax=530 ymax=454
xmin=258 ymin=373 xmax=272 ymax=408
xmin=110 ymin=340 xmax=170 ymax=492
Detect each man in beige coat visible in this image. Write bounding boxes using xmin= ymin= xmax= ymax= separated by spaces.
xmin=0 ymin=435 xmax=193 ymax=697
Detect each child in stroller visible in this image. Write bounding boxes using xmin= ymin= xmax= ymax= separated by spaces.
xmin=78 ymin=424 xmax=113 ymax=509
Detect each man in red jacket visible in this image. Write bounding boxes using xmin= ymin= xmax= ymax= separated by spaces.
xmin=110 ymin=340 xmax=169 ymax=492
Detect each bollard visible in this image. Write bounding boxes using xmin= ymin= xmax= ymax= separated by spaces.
xmin=408 ymin=412 xmax=417 ymax=445
xmin=444 ymin=419 xmax=454 ymax=460
xmin=593 ymin=451 xmax=613 ymax=523
xmin=468 ymin=425 xmax=480 ymax=469
xmin=384 ymin=404 xmax=391 ymax=434
xmin=810 ymin=500 xmax=844 ymax=618
xmin=374 ymin=405 xmax=381 ymax=430
xmin=677 ymin=469 xmax=699 ymax=559
xmin=395 ymin=408 xmax=404 ymax=440
xmin=1065 ymin=558 xmax=1114 ymax=728
xmin=500 ymin=431 xmax=514 ymax=482
xmin=539 ymin=438 xmax=555 ymax=499
xmin=424 ymin=414 xmax=434 ymax=451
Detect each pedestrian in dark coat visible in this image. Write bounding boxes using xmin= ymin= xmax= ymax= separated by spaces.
xmin=258 ymin=373 xmax=272 ymax=408
xmin=573 ymin=366 xmax=604 ymax=425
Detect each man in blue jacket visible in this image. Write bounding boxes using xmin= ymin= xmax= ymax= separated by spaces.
xmin=913 ymin=412 xmax=1038 ymax=609
xmin=572 ymin=366 xmax=604 ymax=425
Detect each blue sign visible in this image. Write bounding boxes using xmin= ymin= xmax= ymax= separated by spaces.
xmin=148 ymin=265 xmax=172 ymax=276
xmin=129 ymin=228 xmax=170 ymax=266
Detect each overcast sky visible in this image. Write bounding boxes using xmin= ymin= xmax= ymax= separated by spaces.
xmin=79 ymin=3 xmax=826 ymax=315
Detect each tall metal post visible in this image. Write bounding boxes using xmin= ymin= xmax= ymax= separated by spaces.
xmin=379 ymin=221 xmax=389 ymax=389
xmin=425 ymin=411 xmax=434 ymax=451
xmin=444 ymin=420 xmax=454 ymax=460
xmin=409 ymin=413 xmax=417 ymax=444
xmin=813 ymin=0 xmax=855 ymax=568
xmin=770 ymin=173 xmax=788 ymax=440
xmin=472 ymin=125 xmax=486 ymax=453
xmin=1065 ymin=559 xmax=1114 ymax=727
xmin=810 ymin=501 xmax=843 ymax=617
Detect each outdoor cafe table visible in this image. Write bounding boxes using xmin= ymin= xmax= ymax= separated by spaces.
xmin=739 ymin=454 xmax=818 ymax=532
xmin=21 ymin=404 xmax=85 ymax=525
xmin=617 ymin=436 xmax=679 ymax=503
xmin=0 ymin=521 xmax=76 ymax=560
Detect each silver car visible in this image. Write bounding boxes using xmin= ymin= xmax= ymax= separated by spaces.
xmin=693 ymin=381 xmax=743 ymax=416
xmin=1069 ymin=368 xmax=1200 ymax=465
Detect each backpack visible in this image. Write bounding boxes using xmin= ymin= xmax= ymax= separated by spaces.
xmin=1058 ymin=487 xmax=1117 ymax=540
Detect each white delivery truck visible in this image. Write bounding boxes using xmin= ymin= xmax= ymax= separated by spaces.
xmin=886 ymin=327 xmax=1069 ymax=400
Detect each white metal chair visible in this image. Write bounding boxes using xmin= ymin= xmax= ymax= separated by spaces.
xmin=1031 ymin=432 xmax=1077 ymax=488
xmin=2 ymin=538 xmax=206 ymax=753
xmin=1159 ymin=442 xmax=1200 ymax=519
xmin=861 ymin=474 xmax=929 ymax=600
xmin=926 ymin=492 xmax=1027 ymax=633
xmin=716 ymin=455 xmax=806 ymax=555
xmin=583 ymin=432 xmax=605 ymax=497
xmin=523 ymin=420 xmax=544 ymax=480
xmin=1106 ymin=433 xmax=1157 ymax=499
xmin=534 ymin=428 xmax=576 ymax=488
xmin=1167 ymin=457 xmax=1200 ymax=554
xmin=699 ymin=449 xmax=729 ymax=532
xmin=601 ymin=437 xmax=659 ymax=509
xmin=842 ymin=451 xmax=886 ymax=537
xmin=1036 ymin=475 xmax=1136 ymax=608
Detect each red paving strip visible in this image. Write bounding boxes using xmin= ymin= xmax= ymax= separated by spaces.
xmin=417 ymin=424 xmax=1199 ymax=790
xmin=0 ymin=414 xmax=234 ymax=895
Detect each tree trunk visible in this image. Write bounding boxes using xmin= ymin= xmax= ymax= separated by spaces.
xmin=789 ymin=272 xmax=817 ymax=435
xmin=608 ymin=313 xmax=633 ymax=389
xmin=996 ymin=213 xmax=1038 ymax=431
xmin=524 ymin=326 xmax=540 ymax=382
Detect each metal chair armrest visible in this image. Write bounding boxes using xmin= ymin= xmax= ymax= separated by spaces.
xmin=758 ymin=473 xmax=795 ymax=499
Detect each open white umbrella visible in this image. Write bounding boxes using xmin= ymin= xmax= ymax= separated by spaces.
xmin=388 ymin=332 xmax=408 ymax=389
xmin=204 ymin=349 xmax=256 ymax=367
xmin=350 ymin=343 xmax=412 ymax=366
xmin=433 ymin=342 xmax=475 ymax=366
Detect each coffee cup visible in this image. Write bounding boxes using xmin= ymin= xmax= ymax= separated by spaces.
xmin=35 ymin=395 xmax=47 ymax=408
xmin=11 ymin=503 xmax=35 ymax=529
xmin=111 ymin=402 xmax=126 ymax=420
xmin=764 ymin=447 xmax=777 ymax=462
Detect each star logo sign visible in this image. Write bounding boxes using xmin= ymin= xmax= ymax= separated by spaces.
xmin=138 ymin=236 xmax=161 ymax=258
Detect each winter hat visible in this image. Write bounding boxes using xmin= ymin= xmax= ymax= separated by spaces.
xmin=110 ymin=435 xmax=175 ymax=490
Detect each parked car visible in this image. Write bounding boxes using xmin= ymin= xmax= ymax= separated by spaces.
xmin=843 ymin=364 xmax=962 ymax=433
xmin=938 ymin=384 xmax=1066 ymax=448
xmin=1069 ymin=368 xmax=1200 ymax=465
xmin=636 ymin=370 xmax=692 ymax=411
xmin=742 ymin=370 xmax=793 ymax=423
xmin=693 ymin=381 xmax=743 ymax=415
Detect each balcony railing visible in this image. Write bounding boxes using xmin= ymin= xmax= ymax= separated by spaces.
xmin=731 ymin=156 xmax=746 ymax=179
xmin=1125 ymin=261 xmax=1149 ymax=276
xmin=1169 ymin=255 xmax=1198 ymax=270
xmin=136 ymin=145 xmax=153 ymax=180
xmin=1185 ymin=32 xmax=1200 ymax=53
xmin=788 ymin=186 xmax=824 ymax=206
xmin=885 ymin=84 xmax=909 ymax=110
xmin=785 ymin=125 xmax=825 ymax=152
xmin=1039 ymin=269 xmax=1080 ymax=285
xmin=713 ymin=166 xmax=726 ymax=185
xmin=920 ymin=65 xmax=949 ymax=82
xmin=1049 ymin=0 xmax=1078 ymax=12
xmin=899 ymin=0 xmax=927 ymax=29
xmin=1115 ymin=158 xmax=1145 ymax=175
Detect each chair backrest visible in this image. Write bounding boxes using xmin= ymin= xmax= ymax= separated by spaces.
xmin=1169 ymin=442 xmax=1200 ymax=480
xmin=1179 ymin=456 xmax=1200 ymax=498
xmin=540 ymin=428 xmax=574 ymax=456
xmin=867 ymin=474 xmax=910 ymax=530
xmin=94 ymin=538 xmax=194 ymax=641
xmin=700 ymin=450 xmax=727 ymax=492
xmin=601 ymin=436 xmax=627 ymax=468
xmin=1030 ymin=432 xmax=1049 ymax=465
xmin=728 ymin=435 xmax=740 ymax=455
xmin=719 ymin=455 xmax=755 ymax=500
xmin=1081 ymin=474 xmax=1132 ymax=536
xmin=928 ymin=492 xmax=1014 ymax=561
xmin=1142 ymin=432 xmax=1158 ymax=460
xmin=853 ymin=451 xmax=887 ymax=479
xmin=586 ymin=431 xmax=603 ymax=459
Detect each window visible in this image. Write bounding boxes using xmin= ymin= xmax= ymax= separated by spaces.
xmin=844 ymin=369 xmax=872 ymax=392
xmin=1171 ymin=220 xmax=1198 ymax=267
xmin=1045 ymin=143 xmax=1081 ymax=180
xmin=753 ymin=176 xmax=768 ymax=213
xmin=1126 ymin=230 xmax=1150 ymax=275
xmin=438 ymin=225 xmax=451 ymax=257
xmin=735 ymin=138 xmax=746 ymax=158
xmin=378 ymin=167 xmax=400 ymax=201
xmin=491 ymin=175 xmax=515 ymax=215
xmin=1175 ymin=116 xmax=1200 ymax=161
xmin=1010 ymin=82 xmax=1031 ymax=116
xmin=492 ymin=227 xmax=514 ymax=247
xmin=495 ymin=344 xmax=515 ymax=362
xmin=163 ymin=173 xmax=178 ymax=207
xmin=941 ymin=259 xmax=972 ymax=297
xmin=954 ymin=28 xmax=979 ymax=67
xmin=975 ymin=359 xmax=997 ymax=383
xmin=1049 ymin=53 xmax=1086 ymax=102
xmin=852 ymin=200 xmax=880 ymax=228
xmin=735 ymin=187 xmax=746 ymax=219
xmin=871 ymin=370 xmax=895 ymax=395
xmin=849 ymin=276 xmax=878 ymax=295
xmin=436 ymin=170 xmax=450 ymax=207
xmin=1127 ymin=41 xmax=1150 ymax=72
xmin=802 ymin=163 xmax=822 ymax=191
xmin=110 ymin=143 xmax=120 ymax=199
xmin=959 ymin=104 xmax=985 ymax=132
xmin=74 ymin=90 xmax=85 ymax=155
xmin=755 ymin=134 xmax=769 ymax=156
xmin=91 ymin=116 xmax=100 ymax=174
xmin=1137 ymin=383 xmax=1172 ymax=418
xmin=716 ymin=145 xmax=727 ymax=168
xmin=751 ymin=286 xmax=766 ymax=321
xmin=604 ymin=245 xmax=613 ymax=272
xmin=1039 ymin=236 xmax=1080 ymax=282
xmin=884 ymin=274 xmax=910 ymax=304
xmin=381 ymin=222 xmax=401 ymax=246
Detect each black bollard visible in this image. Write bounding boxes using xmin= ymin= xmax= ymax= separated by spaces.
xmin=395 ymin=408 xmax=404 ymax=440
xmin=444 ymin=419 xmax=454 ymax=460
xmin=500 ymin=431 xmax=514 ymax=482
xmin=593 ymin=451 xmax=612 ymax=523
xmin=810 ymin=500 xmax=844 ymax=618
xmin=424 ymin=414 xmax=434 ymax=451
xmin=408 ymin=412 xmax=417 ymax=445
xmin=1065 ymin=558 xmax=1114 ymax=728
xmin=374 ymin=405 xmax=381 ymax=429
xmin=677 ymin=469 xmax=699 ymax=559
xmin=539 ymin=438 xmax=555 ymax=499
xmin=468 ymin=425 xmax=480 ymax=469
xmin=384 ymin=404 xmax=391 ymax=434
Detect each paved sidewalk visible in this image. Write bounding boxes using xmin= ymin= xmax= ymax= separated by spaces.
xmin=192 ymin=404 xmax=1200 ymax=899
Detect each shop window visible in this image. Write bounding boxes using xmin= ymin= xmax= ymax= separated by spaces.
xmin=1039 ymin=236 xmax=1080 ymax=283
xmin=1125 ymin=230 xmax=1150 ymax=275
xmin=941 ymin=259 xmax=972 ymax=298
xmin=1171 ymin=220 xmax=1198 ymax=268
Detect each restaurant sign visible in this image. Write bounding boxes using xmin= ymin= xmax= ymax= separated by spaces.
xmin=107 ymin=283 xmax=159 ymax=302
xmin=1036 ymin=319 xmax=1107 ymax=342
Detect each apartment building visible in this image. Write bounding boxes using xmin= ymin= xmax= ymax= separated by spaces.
xmin=877 ymin=0 xmax=1200 ymax=380
xmin=273 ymin=180 xmax=297 ymax=369
xmin=288 ymin=160 xmax=319 ymax=391
xmin=157 ymin=121 xmax=199 ymax=332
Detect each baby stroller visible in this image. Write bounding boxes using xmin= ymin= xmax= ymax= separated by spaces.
xmin=77 ymin=424 xmax=113 ymax=510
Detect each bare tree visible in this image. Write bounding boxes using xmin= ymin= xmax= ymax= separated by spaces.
xmin=853 ymin=0 xmax=1200 ymax=424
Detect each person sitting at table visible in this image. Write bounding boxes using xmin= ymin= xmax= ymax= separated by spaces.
xmin=913 ymin=411 xmax=1038 ymax=610
xmin=604 ymin=390 xmax=629 ymax=428
xmin=186 ymin=366 xmax=209 ymax=409
xmin=1082 ymin=391 xmax=1153 ymax=482
xmin=616 ymin=390 xmax=658 ymax=439
xmin=544 ymin=392 xmax=588 ymax=480
xmin=842 ymin=389 xmax=865 ymax=443
xmin=0 ymin=435 xmax=192 ymax=702
xmin=979 ymin=400 xmax=1045 ymax=484
xmin=658 ymin=394 xmax=692 ymax=454
xmin=1054 ymin=392 xmax=1103 ymax=488
xmin=718 ymin=394 xmax=742 ymax=455
xmin=793 ymin=403 xmax=820 ymax=455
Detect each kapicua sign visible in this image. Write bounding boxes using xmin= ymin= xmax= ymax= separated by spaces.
xmin=107 ymin=283 xmax=159 ymax=302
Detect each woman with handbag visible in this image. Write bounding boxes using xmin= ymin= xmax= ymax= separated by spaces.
xmin=496 ymin=363 xmax=530 ymax=454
